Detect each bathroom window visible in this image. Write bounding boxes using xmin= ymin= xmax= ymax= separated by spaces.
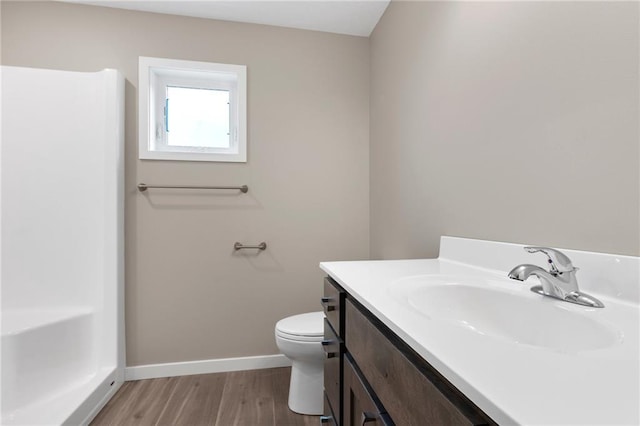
xmin=139 ymin=57 xmax=247 ymax=162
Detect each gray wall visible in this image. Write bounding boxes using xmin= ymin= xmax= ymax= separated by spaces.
xmin=1 ymin=1 xmax=370 ymax=366
xmin=370 ymin=1 xmax=639 ymax=259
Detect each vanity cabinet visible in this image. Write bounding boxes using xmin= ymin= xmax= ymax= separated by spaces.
xmin=322 ymin=276 xmax=496 ymax=426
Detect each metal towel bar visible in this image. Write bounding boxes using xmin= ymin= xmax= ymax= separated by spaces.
xmin=234 ymin=242 xmax=267 ymax=251
xmin=138 ymin=183 xmax=248 ymax=193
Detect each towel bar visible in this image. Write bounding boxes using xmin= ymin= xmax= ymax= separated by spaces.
xmin=138 ymin=183 xmax=248 ymax=193
xmin=234 ymin=242 xmax=267 ymax=251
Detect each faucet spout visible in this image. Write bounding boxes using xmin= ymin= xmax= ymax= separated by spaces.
xmin=509 ymin=263 xmax=578 ymax=299
xmin=508 ymin=264 xmax=547 ymax=281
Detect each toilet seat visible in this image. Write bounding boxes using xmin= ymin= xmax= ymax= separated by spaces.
xmin=276 ymin=330 xmax=323 ymax=342
xmin=275 ymin=312 xmax=324 ymax=342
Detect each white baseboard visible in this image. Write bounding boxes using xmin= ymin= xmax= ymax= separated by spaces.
xmin=125 ymin=354 xmax=291 ymax=381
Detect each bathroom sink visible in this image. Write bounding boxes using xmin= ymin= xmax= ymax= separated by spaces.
xmin=392 ymin=276 xmax=621 ymax=352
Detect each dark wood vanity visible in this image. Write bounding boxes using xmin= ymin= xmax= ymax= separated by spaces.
xmin=321 ymin=276 xmax=496 ymax=426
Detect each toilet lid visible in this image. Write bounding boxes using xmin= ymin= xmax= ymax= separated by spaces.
xmin=276 ymin=311 xmax=325 ymax=338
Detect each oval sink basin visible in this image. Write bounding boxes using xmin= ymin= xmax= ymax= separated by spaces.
xmin=393 ymin=276 xmax=621 ymax=352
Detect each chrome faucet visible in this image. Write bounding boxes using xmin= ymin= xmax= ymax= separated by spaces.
xmin=508 ymin=247 xmax=604 ymax=308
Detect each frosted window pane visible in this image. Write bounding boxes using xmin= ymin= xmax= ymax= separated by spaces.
xmin=166 ymin=86 xmax=230 ymax=148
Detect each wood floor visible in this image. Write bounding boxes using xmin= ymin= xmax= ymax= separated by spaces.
xmin=91 ymin=367 xmax=319 ymax=426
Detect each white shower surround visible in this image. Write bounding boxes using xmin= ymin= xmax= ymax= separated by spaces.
xmin=1 ymin=66 xmax=125 ymax=425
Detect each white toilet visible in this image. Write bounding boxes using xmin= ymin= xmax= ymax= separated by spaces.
xmin=275 ymin=311 xmax=325 ymax=415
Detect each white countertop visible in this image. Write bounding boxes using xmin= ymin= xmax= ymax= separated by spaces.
xmin=320 ymin=237 xmax=639 ymax=425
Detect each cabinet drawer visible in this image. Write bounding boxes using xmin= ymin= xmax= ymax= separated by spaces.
xmin=322 ymin=277 xmax=345 ymax=337
xmin=344 ymin=356 xmax=393 ymax=426
xmin=322 ymin=392 xmax=338 ymax=425
xmin=323 ymin=318 xmax=342 ymax=422
xmin=345 ymin=298 xmax=493 ymax=426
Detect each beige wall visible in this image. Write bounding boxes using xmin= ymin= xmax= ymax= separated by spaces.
xmin=4 ymin=0 xmax=639 ymax=366
xmin=370 ymin=1 xmax=639 ymax=259
xmin=1 ymin=1 xmax=370 ymax=365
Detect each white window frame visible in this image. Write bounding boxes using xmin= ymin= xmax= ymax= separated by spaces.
xmin=139 ymin=56 xmax=247 ymax=162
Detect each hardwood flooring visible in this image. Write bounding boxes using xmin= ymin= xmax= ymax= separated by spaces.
xmin=91 ymin=367 xmax=319 ymax=426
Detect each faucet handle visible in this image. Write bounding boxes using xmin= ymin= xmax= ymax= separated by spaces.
xmin=524 ymin=246 xmax=575 ymax=273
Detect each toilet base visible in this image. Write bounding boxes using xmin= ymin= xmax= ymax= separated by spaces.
xmin=287 ymin=360 xmax=323 ymax=415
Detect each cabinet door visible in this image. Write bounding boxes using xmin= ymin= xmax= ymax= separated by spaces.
xmin=346 ymin=299 xmax=492 ymax=426
xmin=344 ymin=356 xmax=392 ymax=426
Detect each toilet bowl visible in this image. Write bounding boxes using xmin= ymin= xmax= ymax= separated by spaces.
xmin=275 ymin=311 xmax=325 ymax=415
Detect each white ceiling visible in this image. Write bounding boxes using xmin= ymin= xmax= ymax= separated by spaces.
xmin=61 ymin=0 xmax=390 ymax=37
